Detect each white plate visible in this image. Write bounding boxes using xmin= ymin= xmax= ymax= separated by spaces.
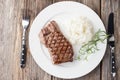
xmin=29 ymin=1 xmax=107 ymax=79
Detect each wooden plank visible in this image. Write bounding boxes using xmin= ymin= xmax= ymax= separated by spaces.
xmin=0 ymin=0 xmax=22 ymax=80
xmin=52 ymin=0 xmax=101 ymax=80
xmin=0 ymin=0 xmax=119 ymax=80
xmin=115 ymin=8 xmax=120 ymax=80
xmin=101 ymin=0 xmax=120 ymax=80
xmin=16 ymin=0 xmax=53 ymax=80
xmin=0 ymin=0 xmax=53 ymax=80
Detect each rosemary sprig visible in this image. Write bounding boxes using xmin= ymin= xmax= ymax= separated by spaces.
xmin=77 ymin=29 xmax=108 ymax=60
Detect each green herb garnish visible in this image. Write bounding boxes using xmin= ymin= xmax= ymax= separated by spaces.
xmin=77 ymin=29 xmax=108 ymax=60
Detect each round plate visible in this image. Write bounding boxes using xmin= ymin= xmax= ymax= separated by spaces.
xmin=29 ymin=1 xmax=107 ymax=79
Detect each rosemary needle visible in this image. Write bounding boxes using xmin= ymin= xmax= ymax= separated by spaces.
xmin=77 ymin=29 xmax=108 ymax=60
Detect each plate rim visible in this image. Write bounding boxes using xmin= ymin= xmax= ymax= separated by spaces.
xmin=29 ymin=1 xmax=107 ymax=79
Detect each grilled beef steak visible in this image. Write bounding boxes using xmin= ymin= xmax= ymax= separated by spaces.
xmin=39 ymin=21 xmax=74 ymax=64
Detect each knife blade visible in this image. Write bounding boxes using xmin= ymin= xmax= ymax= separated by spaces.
xmin=108 ymin=12 xmax=116 ymax=78
xmin=108 ymin=13 xmax=114 ymax=35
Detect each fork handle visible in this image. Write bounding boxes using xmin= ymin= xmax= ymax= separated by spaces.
xmin=20 ymin=29 xmax=27 ymax=68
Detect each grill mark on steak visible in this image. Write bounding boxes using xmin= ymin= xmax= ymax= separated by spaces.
xmin=39 ymin=21 xmax=74 ymax=64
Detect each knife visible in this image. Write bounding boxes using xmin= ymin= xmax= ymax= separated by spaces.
xmin=108 ymin=12 xmax=116 ymax=78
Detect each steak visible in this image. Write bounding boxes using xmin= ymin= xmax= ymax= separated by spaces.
xmin=39 ymin=21 xmax=74 ymax=64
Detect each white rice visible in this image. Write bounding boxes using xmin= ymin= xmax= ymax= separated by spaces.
xmin=52 ymin=14 xmax=94 ymax=46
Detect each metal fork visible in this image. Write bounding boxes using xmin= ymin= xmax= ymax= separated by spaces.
xmin=20 ymin=12 xmax=30 ymax=68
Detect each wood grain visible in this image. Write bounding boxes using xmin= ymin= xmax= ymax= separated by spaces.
xmin=101 ymin=0 xmax=120 ymax=80
xmin=0 ymin=0 xmax=53 ymax=80
xmin=0 ymin=0 xmax=119 ymax=80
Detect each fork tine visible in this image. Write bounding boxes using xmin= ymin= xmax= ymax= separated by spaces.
xmin=22 ymin=9 xmax=30 ymax=28
xmin=22 ymin=9 xmax=26 ymax=19
xmin=22 ymin=9 xmax=30 ymax=19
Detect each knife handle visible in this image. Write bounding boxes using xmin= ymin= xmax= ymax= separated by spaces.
xmin=110 ymin=47 xmax=116 ymax=77
xmin=20 ymin=29 xmax=27 ymax=68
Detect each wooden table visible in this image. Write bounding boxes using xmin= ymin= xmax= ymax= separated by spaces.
xmin=0 ymin=0 xmax=119 ymax=80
